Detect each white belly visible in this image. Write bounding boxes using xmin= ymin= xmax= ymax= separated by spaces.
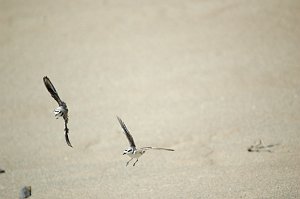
xmin=127 ymin=150 xmax=144 ymax=158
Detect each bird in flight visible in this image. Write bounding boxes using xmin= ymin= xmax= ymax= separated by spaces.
xmin=43 ymin=76 xmax=72 ymax=147
xmin=117 ymin=116 xmax=174 ymax=166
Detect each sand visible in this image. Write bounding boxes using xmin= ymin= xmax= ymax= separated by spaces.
xmin=0 ymin=0 xmax=300 ymax=198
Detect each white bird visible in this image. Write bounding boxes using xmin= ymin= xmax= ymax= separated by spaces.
xmin=43 ymin=76 xmax=72 ymax=147
xmin=117 ymin=116 xmax=174 ymax=166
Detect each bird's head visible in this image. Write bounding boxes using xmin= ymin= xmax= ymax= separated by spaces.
xmin=123 ymin=147 xmax=134 ymax=155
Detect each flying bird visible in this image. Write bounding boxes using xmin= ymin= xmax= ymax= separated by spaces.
xmin=43 ymin=76 xmax=72 ymax=147
xmin=117 ymin=116 xmax=174 ymax=166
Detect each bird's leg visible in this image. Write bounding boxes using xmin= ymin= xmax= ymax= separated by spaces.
xmin=126 ymin=158 xmax=133 ymax=167
xmin=133 ymin=159 xmax=139 ymax=166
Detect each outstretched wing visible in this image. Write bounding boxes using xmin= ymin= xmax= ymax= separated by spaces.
xmin=117 ymin=116 xmax=136 ymax=148
xmin=64 ymin=119 xmax=72 ymax=147
xmin=141 ymin=146 xmax=174 ymax=151
xmin=43 ymin=76 xmax=63 ymax=106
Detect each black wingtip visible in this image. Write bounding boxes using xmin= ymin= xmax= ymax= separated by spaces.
xmin=43 ymin=76 xmax=49 ymax=83
xmin=65 ymin=132 xmax=73 ymax=148
xmin=164 ymin=148 xmax=175 ymax=151
xmin=64 ymin=122 xmax=72 ymax=147
xmin=116 ymin=116 xmax=124 ymax=125
xmin=116 ymin=115 xmax=121 ymax=121
xmin=43 ymin=76 xmax=54 ymax=92
xmin=116 ymin=116 xmax=126 ymax=130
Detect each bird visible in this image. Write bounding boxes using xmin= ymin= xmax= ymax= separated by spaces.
xmin=117 ymin=116 xmax=174 ymax=166
xmin=43 ymin=76 xmax=72 ymax=147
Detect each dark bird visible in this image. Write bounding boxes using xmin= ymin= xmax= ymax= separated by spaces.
xmin=43 ymin=76 xmax=72 ymax=147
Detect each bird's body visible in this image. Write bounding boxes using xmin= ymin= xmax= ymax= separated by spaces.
xmin=117 ymin=116 xmax=174 ymax=166
xmin=54 ymin=104 xmax=67 ymax=119
xmin=43 ymin=76 xmax=72 ymax=147
xmin=126 ymin=148 xmax=145 ymax=159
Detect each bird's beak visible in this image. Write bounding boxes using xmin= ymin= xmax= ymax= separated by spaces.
xmin=123 ymin=152 xmax=126 ymax=155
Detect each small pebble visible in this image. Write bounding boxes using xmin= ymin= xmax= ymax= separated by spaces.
xmin=19 ymin=186 xmax=31 ymax=199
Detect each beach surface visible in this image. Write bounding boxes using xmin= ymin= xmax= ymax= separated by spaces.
xmin=0 ymin=0 xmax=300 ymax=198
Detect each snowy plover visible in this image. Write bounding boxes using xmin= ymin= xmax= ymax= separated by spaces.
xmin=117 ymin=116 xmax=174 ymax=166
xmin=43 ymin=76 xmax=72 ymax=147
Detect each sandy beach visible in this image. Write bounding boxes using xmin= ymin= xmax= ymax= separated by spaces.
xmin=0 ymin=0 xmax=300 ymax=198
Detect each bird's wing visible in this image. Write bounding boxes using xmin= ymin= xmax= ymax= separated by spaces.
xmin=117 ymin=116 xmax=136 ymax=148
xmin=140 ymin=146 xmax=174 ymax=151
xmin=64 ymin=120 xmax=72 ymax=147
xmin=43 ymin=76 xmax=63 ymax=106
